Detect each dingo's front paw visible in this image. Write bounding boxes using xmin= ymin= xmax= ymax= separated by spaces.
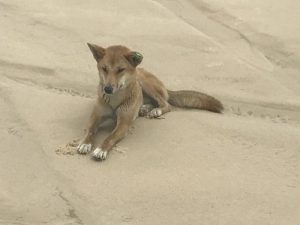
xmin=92 ymin=148 xmax=108 ymax=160
xmin=77 ymin=143 xmax=92 ymax=154
xmin=147 ymin=108 xmax=162 ymax=118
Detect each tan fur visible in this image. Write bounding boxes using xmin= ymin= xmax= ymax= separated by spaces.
xmin=77 ymin=44 xmax=223 ymax=160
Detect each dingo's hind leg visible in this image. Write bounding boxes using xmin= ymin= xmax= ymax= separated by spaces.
xmin=143 ymin=91 xmax=171 ymax=118
xmin=139 ymin=104 xmax=154 ymax=117
xmin=139 ymin=73 xmax=171 ymax=118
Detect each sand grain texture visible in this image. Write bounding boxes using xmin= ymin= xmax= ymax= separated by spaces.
xmin=0 ymin=0 xmax=299 ymax=224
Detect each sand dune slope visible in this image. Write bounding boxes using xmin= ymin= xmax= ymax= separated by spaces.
xmin=0 ymin=0 xmax=299 ymax=224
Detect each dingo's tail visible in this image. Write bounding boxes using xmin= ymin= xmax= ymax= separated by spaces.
xmin=167 ymin=90 xmax=223 ymax=113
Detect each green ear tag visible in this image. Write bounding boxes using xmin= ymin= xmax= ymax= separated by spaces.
xmin=132 ymin=52 xmax=143 ymax=63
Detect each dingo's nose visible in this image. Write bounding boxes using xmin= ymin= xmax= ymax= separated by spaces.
xmin=104 ymin=85 xmax=113 ymax=94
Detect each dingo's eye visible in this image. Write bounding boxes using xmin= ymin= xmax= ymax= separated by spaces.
xmin=102 ymin=66 xmax=108 ymax=73
xmin=117 ymin=68 xmax=125 ymax=73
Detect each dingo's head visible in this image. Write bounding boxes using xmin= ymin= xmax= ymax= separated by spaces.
xmin=87 ymin=43 xmax=143 ymax=95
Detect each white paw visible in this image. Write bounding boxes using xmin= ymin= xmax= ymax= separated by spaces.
xmin=92 ymin=148 xmax=108 ymax=160
xmin=139 ymin=104 xmax=154 ymax=117
xmin=147 ymin=108 xmax=162 ymax=118
xmin=77 ymin=143 xmax=92 ymax=154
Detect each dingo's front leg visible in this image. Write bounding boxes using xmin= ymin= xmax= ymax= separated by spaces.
xmin=77 ymin=100 xmax=112 ymax=154
xmin=92 ymin=121 xmax=130 ymax=160
xmin=92 ymin=107 xmax=137 ymax=160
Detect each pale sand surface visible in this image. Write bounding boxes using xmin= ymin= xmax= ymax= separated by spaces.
xmin=0 ymin=1 xmax=299 ymax=224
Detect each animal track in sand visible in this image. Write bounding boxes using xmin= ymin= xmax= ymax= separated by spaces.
xmin=0 ymin=218 xmax=82 ymax=225
xmin=55 ymin=139 xmax=79 ymax=156
xmin=226 ymin=99 xmax=300 ymax=125
xmin=1 ymin=59 xmax=94 ymax=99
xmin=3 ymin=73 xmax=93 ymax=99
xmin=7 ymin=126 xmax=22 ymax=137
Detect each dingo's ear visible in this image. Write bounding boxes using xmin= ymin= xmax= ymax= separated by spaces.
xmin=125 ymin=51 xmax=143 ymax=67
xmin=87 ymin=43 xmax=105 ymax=62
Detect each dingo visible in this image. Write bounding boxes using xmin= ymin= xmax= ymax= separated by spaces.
xmin=77 ymin=44 xmax=223 ymax=160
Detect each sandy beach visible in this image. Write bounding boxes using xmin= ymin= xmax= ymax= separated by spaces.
xmin=0 ymin=0 xmax=299 ymax=224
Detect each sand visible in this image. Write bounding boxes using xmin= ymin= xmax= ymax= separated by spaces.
xmin=0 ymin=0 xmax=299 ymax=224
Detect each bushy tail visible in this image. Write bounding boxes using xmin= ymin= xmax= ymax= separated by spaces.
xmin=167 ymin=90 xmax=224 ymax=113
